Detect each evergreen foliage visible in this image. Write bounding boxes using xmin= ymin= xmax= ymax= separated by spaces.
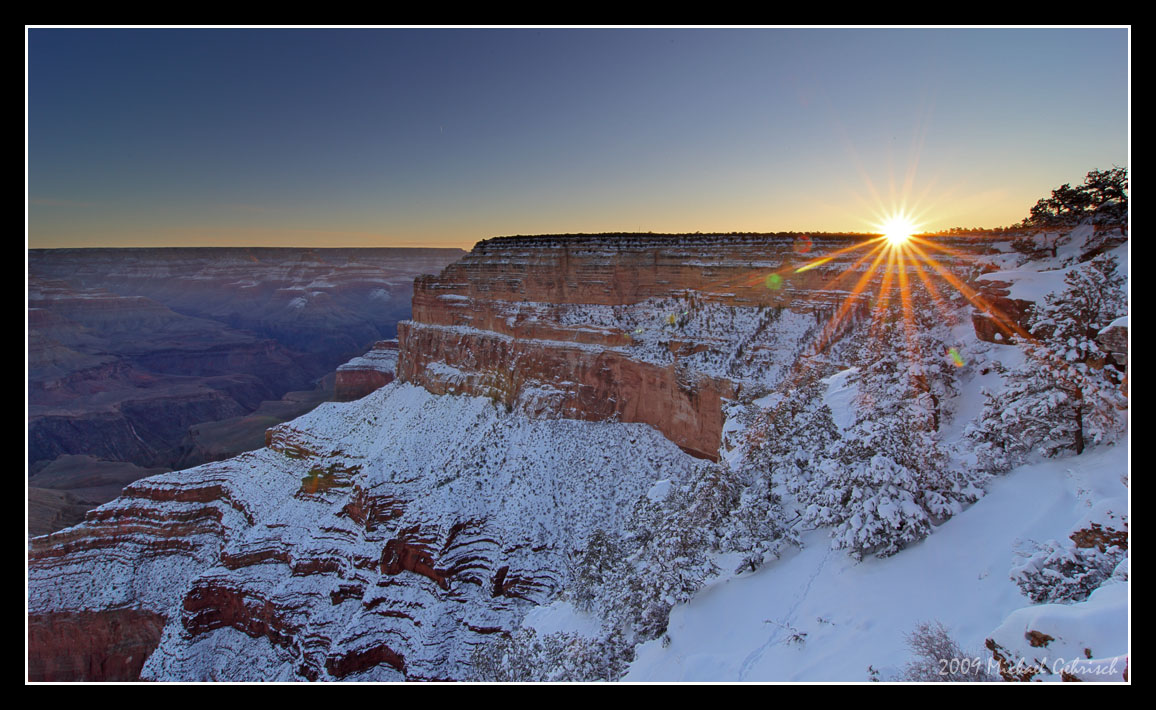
xmin=1014 ymin=167 xmax=1128 ymax=259
xmin=796 ymin=303 xmax=982 ymax=560
xmin=469 ymin=627 xmax=632 ymax=682
xmin=1010 ymin=538 xmax=1125 ymax=604
xmin=569 ymin=459 xmax=799 ymax=642
xmin=1022 ymin=167 xmax=1128 ymax=235
xmin=968 ymin=254 xmax=1126 ymax=471
xmin=803 ymin=421 xmax=981 ymax=560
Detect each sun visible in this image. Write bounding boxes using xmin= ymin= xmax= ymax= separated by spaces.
xmin=880 ymin=214 xmax=918 ymax=247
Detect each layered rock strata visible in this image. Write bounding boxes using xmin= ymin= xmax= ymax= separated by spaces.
xmin=399 ymin=233 xmax=974 ymax=460
xmin=334 ymin=341 xmax=399 ymax=402
xmin=29 ymin=384 xmax=695 ymax=681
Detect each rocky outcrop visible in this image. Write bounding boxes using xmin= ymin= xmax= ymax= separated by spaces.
xmin=400 ymin=233 xmax=974 ymax=460
xmin=1097 ymin=320 xmax=1128 ymax=372
xmin=399 ymin=323 xmax=734 ymax=459
xmin=334 ymin=341 xmax=398 ymax=402
xmin=28 ymin=609 xmax=167 ymax=682
xmin=28 ymin=384 xmax=697 ymax=681
xmin=27 ymin=458 xmax=259 ymax=681
xmin=969 ymin=277 xmax=1035 ymax=344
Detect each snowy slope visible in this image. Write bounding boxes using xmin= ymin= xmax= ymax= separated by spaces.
xmin=626 ymin=440 xmax=1128 ymax=682
xmin=624 ymin=229 xmax=1130 ymax=683
xmin=976 ymin=225 xmax=1129 ymax=303
xmin=30 ymin=381 xmax=701 ymax=681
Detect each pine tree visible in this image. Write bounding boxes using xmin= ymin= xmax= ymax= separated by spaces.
xmin=573 ymin=473 xmax=722 ymax=643
xmin=1022 ymin=168 xmax=1128 ymax=235
xmin=1082 ymin=167 xmax=1128 ymax=235
xmin=1016 ymin=168 xmax=1128 ymax=258
xmin=968 ymin=254 xmax=1126 ymax=469
xmin=470 ymin=627 xmax=632 ymax=682
xmin=800 ymin=302 xmax=981 ymax=560
xmin=621 ymin=485 xmax=719 ymax=640
xmin=804 ymin=420 xmax=980 ymax=560
xmin=569 ymin=529 xmax=622 ymax=614
xmin=723 ymin=473 xmax=799 ymax=574
xmin=723 ymin=379 xmax=835 ymax=572
xmin=759 ymin=380 xmax=841 ymax=506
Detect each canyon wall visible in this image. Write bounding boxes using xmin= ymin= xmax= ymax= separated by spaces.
xmin=399 ymin=233 xmax=969 ymax=460
xmin=29 ymin=384 xmax=697 ymax=681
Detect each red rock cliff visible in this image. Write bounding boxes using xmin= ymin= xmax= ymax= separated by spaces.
xmin=334 ymin=340 xmax=399 ymax=402
xmin=398 ymin=233 xmax=919 ymax=460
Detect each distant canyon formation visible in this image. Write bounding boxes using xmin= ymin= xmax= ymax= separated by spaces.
xmin=28 ymin=248 xmax=463 ymax=535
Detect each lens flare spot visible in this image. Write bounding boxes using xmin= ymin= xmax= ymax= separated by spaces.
xmin=765 ymin=273 xmax=783 ymax=290
xmin=794 ymin=235 xmax=812 ymax=254
xmin=947 ymin=347 xmax=965 ymax=367
xmin=795 ymin=256 xmax=832 ymax=274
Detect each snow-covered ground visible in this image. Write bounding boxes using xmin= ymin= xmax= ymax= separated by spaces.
xmin=625 ymin=440 xmax=1127 ymax=682
xmin=976 ymin=225 xmax=1128 ymax=302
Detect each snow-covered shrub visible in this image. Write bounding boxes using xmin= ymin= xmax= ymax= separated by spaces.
xmin=1011 ymin=231 xmax=1065 ymax=263
xmin=753 ymin=380 xmax=840 ymax=483
xmin=469 ymin=627 xmax=632 ymax=682
xmin=570 ymin=454 xmax=804 ymax=640
xmin=1026 ymin=253 xmax=1127 ymax=450
xmin=716 ymin=397 xmax=812 ymax=574
xmin=682 ymin=463 xmax=743 ymax=541
xmin=745 ymin=379 xmax=837 ymax=568
xmin=1011 ymin=539 xmax=1125 ymax=604
xmin=568 ymin=471 xmax=723 ymax=642
xmin=568 ymin=528 xmax=622 ymax=614
xmin=722 ymin=474 xmax=799 ymax=574
xmin=968 ymin=377 xmax=1074 ymax=473
xmin=848 ymin=292 xmax=967 ymax=432
xmin=897 ymin=620 xmax=997 ymax=682
xmin=618 ymin=486 xmax=720 ymax=640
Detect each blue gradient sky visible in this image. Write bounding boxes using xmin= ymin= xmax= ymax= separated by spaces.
xmin=27 ymin=28 xmax=1128 ymax=249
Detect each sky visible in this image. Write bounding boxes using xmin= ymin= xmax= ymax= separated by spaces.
xmin=26 ymin=27 xmax=1129 ymax=250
